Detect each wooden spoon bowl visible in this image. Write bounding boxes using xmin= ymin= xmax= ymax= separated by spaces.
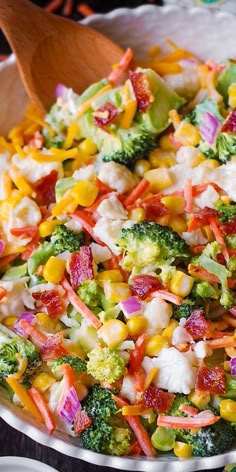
xmin=0 ymin=0 xmax=124 ymax=113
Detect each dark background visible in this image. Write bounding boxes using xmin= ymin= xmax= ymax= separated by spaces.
xmin=0 ymin=1 xmax=227 ymax=471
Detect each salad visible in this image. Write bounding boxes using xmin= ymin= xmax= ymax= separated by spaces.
xmin=0 ymin=40 xmax=236 ymax=459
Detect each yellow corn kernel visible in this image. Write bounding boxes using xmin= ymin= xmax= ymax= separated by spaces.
xmin=161 ymin=196 xmax=185 ymax=215
xmin=39 ymin=220 xmax=60 ymax=238
xmin=43 ymin=256 xmax=66 ymax=284
xmin=169 ymin=110 xmax=181 ymax=130
xmin=228 ymin=83 xmax=236 ymax=108
xmin=174 ymin=121 xmax=201 ymax=146
xmin=36 ymin=312 xmax=60 ymax=332
xmin=128 ymin=208 xmax=146 ymax=223
xmin=220 ymin=399 xmax=236 ymax=423
xmin=149 ymin=149 xmax=176 ymax=168
xmin=202 ymin=225 xmax=214 ymax=242
xmin=78 ymin=138 xmax=98 ymax=155
xmin=63 ymin=122 xmax=79 ymax=149
xmin=159 ymin=134 xmax=176 ymax=151
xmin=221 ymin=195 xmax=231 ymax=204
xmin=170 ymin=270 xmax=194 ymax=297
xmin=3 ymin=316 xmax=17 ymax=329
xmin=144 ymin=168 xmax=173 ymax=193
xmin=103 ymin=282 xmax=132 ymax=303
xmin=33 ymin=373 xmax=56 ymax=392
xmin=127 ymin=316 xmax=147 ymax=336
xmin=162 ymin=319 xmax=179 ymax=340
xmin=174 ymin=442 xmax=192 ymax=458
xmin=200 ymin=158 xmax=220 ymax=169
xmin=98 ymin=319 xmax=129 ymax=348
xmin=155 ymin=214 xmax=170 ymax=226
xmin=188 ymin=390 xmax=210 ymax=409
xmin=168 ymin=215 xmax=187 ymax=234
xmin=134 ymin=159 xmax=151 ymax=177
xmin=145 ymin=335 xmax=169 ymax=357
xmin=97 ymin=270 xmax=123 ymax=283
xmin=71 ymin=180 xmax=98 ymax=207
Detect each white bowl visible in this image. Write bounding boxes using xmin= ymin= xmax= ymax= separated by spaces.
xmin=0 ymin=4 xmax=236 ymax=471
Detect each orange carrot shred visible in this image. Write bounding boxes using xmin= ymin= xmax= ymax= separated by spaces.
xmin=123 ymin=178 xmax=149 ymax=208
xmin=45 ymin=0 xmax=64 ymax=13
xmin=108 ymin=48 xmax=134 ymax=83
xmin=184 ymin=178 xmax=193 ymax=213
xmin=77 ymin=3 xmax=95 ymax=16
xmin=208 ymin=216 xmax=229 ymax=262
xmin=63 ymin=0 xmax=73 ymax=16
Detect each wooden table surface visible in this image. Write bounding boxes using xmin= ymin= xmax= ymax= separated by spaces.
xmin=0 ymin=1 xmax=231 ymax=471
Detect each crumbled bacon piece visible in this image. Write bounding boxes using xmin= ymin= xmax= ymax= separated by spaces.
xmin=93 ymin=102 xmax=119 ymax=129
xmin=130 ymin=275 xmax=163 ymax=299
xmin=140 ymin=199 xmax=168 ymax=221
xmin=221 ymin=217 xmax=236 ymax=235
xmin=40 ymin=332 xmax=67 ymax=361
xmin=33 ymin=289 xmax=65 ymax=318
xmin=196 ymin=365 xmax=226 ymax=394
xmin=221 ymin=108 xmax=236 ymax=133
xmin=142 ymin=386 xmax=175 ymax=414
xmin=184 ymin=310 xmax=211 ymax=340
xmin=73 ymin=409 xmax=92 ymax=434
xmin=34 ymin=170 xmax=58 ymax=206
xmin=69 ymin=246 xmax=94 ymax=289
xmin=129 ymin=71 xmax=154 ymax=113
xmin=189 ymin=207 xmax=220 ymax=230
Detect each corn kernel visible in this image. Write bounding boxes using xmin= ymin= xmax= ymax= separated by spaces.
xmin=128 ymin=208 xmax=146 ymax=223
xmin=170 ymin=270 xmax=194 ymax=297
xmin=169 ymin=215 xmax=187 ymax=234
xmin=155 ymin=214 xmax=170 ymax=226
xmin=3 ymin=316 xmax=17 ymax=329
xmin=199 ymin=159 xmax=220 ymax=169
xmin=174 ymin=121 xmax=201 ymax=146
xmin=162 ymin=319 xmax=179 ymax=340
xmin=174 ymin=442 xmax=192 ymax=458
xmin=161 ymin=196 xmax=185 ymax=215
xmin=36 ymin=312 xmax=56 ymax=331
xmin=127 ymin=316 xmax=147 ymax=336
xmin=98 ymin=319 xmax=129 ymax=348
xmin=169 ymin=110 xmax=181 ymax=130
xmin=202 ymin=225 xmax=214 ymax=242
xmin=149 ymin=148 xmax=176 ymax=168
xmin=188 ymin=390 xmax=210 ymax=409
xmin=159 ymin=134 xmax=176 ymax=151
xmin=103 ymin=282 xmax=131 ymax=303
xmin=221 ymin=195 xmax=231 ymax=204
xmin=78 ymin=138 xmax=98 ymax=155
xmin=145 ymin=335 xmax=169 ymax=357
xmin=43 ymin=256 xmax=66 ymax=284
xmin=33 ymin=373 xmax=56 ymax=392
xmin=134 ymin=159 xmax=151 ymax=176
xmin=39 ymin=220 xmax=60 ymax=238
xmin=220 ymin=399 xmax=236 ymax=423
xmin=97 ymin=270 xmax=123 ymax=283
xmin=228 ymin=83 xmax=236 ymax=108
xmin=144 ymin=168 xmax=173 ymax=193
xmin=71 ymin=180 xmax=98 ymax=207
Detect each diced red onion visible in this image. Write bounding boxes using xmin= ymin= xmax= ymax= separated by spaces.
xmin=59 ymin=386 xmax=81 ymax=425
xmin=230 ymin=357 xmax=236 ymax=376
xmin=119 ymin=296 xmax=142 ymax=319
xmin=0 ymin=239 xmax=5 ymax=255
xmin=13 ymin=312 xmax=36 ymax=338
xmin=55 ymin=83 xmax=68 ymax=100
xmin=199 ymin=112 xmax=220 ymax=146
xmin=229 ymin=306 xmax=236 ymax=317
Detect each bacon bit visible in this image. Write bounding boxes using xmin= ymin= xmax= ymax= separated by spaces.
xmin=190 ymin=245 xmax=206 ymax=255
xmin=142 ymin=386 xmax=175 ymax=414
xmin=129 ymin=71 xmax=154 ymax=113
xmin=40 ymin=332 xmax=68 ymax=362
xmin=196 ymin=365 xmax=226 ymax=394
xmin=77 ymin=3 xmax=94 ymax=16
xmin=33 ymin=290 xmax=65 ymax=318
xmin=21 ymin=232 xmax=40 ymax=260
xmin=184 ymin=178 xmax=193 ymax=213
xmin=130 ymin=274 xmax=163 ymax=300
xmin=221 ymin=108 xmax=236 ymax=133
xmin=63 ymin=0 xmax=73 ymax=15
xmin=208 ymin=216 xmax=229 ymax=262
xmin=108 ymin=48 xmax=134 ymax=84
xmin=34 ymin=170 xmax=58 ymax=206
xmin=71 ymin=210 xmax=105 ymax=246
xmin=179 ymin=404 xmax=198 ymax=416
xmin=69 ymin=246 xmax=94 ymax=289
xmin=73 ymin=408 xmax=92 ymax=434
xmin=206 ymin=59 xmax=226 ymax=72
xmin=10 ymin=226 xmax=38 ymax=239
xmin=188 ymin=207 xmax=219 ymax=231
xmin=221 ymin=217 xmax=236 ymax=235
xmin=45 ymin=0 xmax=63 ymax=12
xmin=184 ymin=310 xmax=211 ymax=340
xmin=123 ymin=179 xmax=149 ymax=208
xmin=138 ymin=197 xmax=168 ymax=221
xmin=94 ymin=177 xmax=113 ymax=195
xmin=152 ymin=290 xmax=182 ymax=306
xmin=188 ymin=264 xmax=220 ymax=283
xmin=93 ymin=102 xmax=119 ymax=129
xmin=129 ymin=334 xmax=147 ymax=375
xmin=0 ymin=287 xmax=7 ymax=301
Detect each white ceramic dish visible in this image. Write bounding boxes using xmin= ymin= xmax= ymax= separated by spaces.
xmin=0 ymin=456 xmax=59 ymax=472
xmin=0 ymin=4 xmax=236 ymax=471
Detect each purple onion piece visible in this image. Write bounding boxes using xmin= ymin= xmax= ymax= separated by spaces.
xmin=199 ymin=111 xmax=220 ymax=146
xmin=55 ymin=83 xmax=68 ymax=99
xmin=0 ymin=239 xmax=5 ymax=255
xmin=230 ymin=307 xmax=236 ymax=317
xmin=59 ymin=386 xmax=81 ymax=425
xmin=120 ymin=296 xmax=142 ymax=319
xmin=230 ymin=357 xmax=236 ymax=376
xmin=13 ymin=312 xmax=36 ymax=338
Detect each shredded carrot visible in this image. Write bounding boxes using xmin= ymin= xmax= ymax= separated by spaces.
xmin=94 ymin=177 xmax=113 ymax=194
xmin=0 ymin=287 xmax=7 ymax=301
xmin=63 ymin=0 xmax=73 ymax=16
xmin=108 ymin=48 xmax=134 ymax=84
xmin=153 ymin=290 xmax=182 ymax=306
xmin=0 ymin=54 xmax=9 ymax=61
xmin=188 ymin=264 xmax=220 ymax=284
xmin=179 ymin=404 xmax=198 ymax=416
xmin=123 ymin=178 xmax=149 ymax=208
xmin=19 ymin=320 xmax=48 ymax=344
xmin=190 ymin=245 xmax=206 ymax=254
xmin=45 ymin=0 xmax=64 ymax=12
xmin=77 ymin=3 xmax=94 ymax=16
xmin=206 ymin=335 xmax=236 ymax=349
xmin=71 ymin=209 xmax=105 ymax=246
xmin=208 ymin=216 xmax=229 ymax=262
xmin=184 ymin=178 xmax=193 ymax=213
xmin=157 ymin=411 xmax=220 ymax=429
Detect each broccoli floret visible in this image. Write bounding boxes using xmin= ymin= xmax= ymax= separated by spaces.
xmin=168 ymin=394 xmax=192 ymax=417
xmin=220 ymin=374 xmax=236 ymax=400
xmin=28 ymin=241 xmax=56 ymax=275
xmin=184 ymin=100 xmax=223 ymax=127
xmin=176 ymin=419 xmax=235 ymax=457
xmin=192 ymin=281 xmax=218 ymax=300
xmin=117 ymin=221 xmax=190 ymax=271
xmin=49 ymin=355 xmax=87 ymax=374
xmin=172 ymin=299 xmax=199 ymax=321
xmin=77 ymin=280 xmax=115 ymax=313
xmin=87 ymin=346 xmax=125 ymax=384
xmin=214 ymin=200 xmax=236 ymax=222
xmin=216 ymin=132 xmax=236 ymax=163
xmin=226 ymin=235 xmax=236 ymax=249
xmin=0 ymin=327 xmax=41 ymax=380
xmin=51 ymin=224 xmax=85 ymax=254
xmin=81 ymin=385 xmax=131 ymax=455
xmin=217 ymin=60 xmax=236 ymax=104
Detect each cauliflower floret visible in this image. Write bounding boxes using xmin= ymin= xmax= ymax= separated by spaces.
xmin=194 ymin=184 xmax=220 ymax=209
xmin=73 ymin=164 xmax=95 ymax=182
xmin=98 ymin=161 xmax=136 ymax=194
xmin=12 ymin=151 xmax=63 ymax=183
xmin=176 ymin=146 xmax=203 ymax=168
xmin=1 ymin=196 xmax=42 ymax=245
xmin=193 ymin=341 xmax=212 ymax=359
xmin=97 ymin=195 xmax=128 ymax=220
xmin=143 ymin=298 xmax=172 ymax=335
xmin=120 ymin=375 xmax=138 ymax=404
xmin=172 ymin=325 xmax=193 ymax=347
xmin=142 ymin=347 xmax=198 ymax=394
xmin=182 ymin=228 xmax=208 ymax=246
xmin=93 ymin=217 xmax=123 ymax=255
xmin=164 ymin=61 xmax=200 ymax=99
xmin=90 ymin=242 xmax=111 ymax=264
xmin=0 ymin=278 xmax=35 ymax=320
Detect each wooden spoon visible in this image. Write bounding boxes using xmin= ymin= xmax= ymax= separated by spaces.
xmin=0 ymin=0 xmax=124 ymax=113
